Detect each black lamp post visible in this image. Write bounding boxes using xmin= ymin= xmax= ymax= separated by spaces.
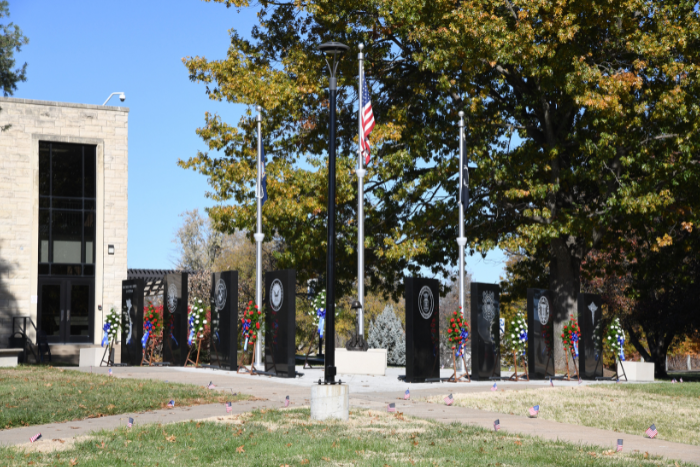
xmin=318 ymin=41 xmax=349 ymax=384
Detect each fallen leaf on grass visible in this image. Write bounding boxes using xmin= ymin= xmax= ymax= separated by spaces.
xmin=106 ymin=404 xmax=116 ymax=410
xmin=236 ymin=445 xmax=245 ymax=453
xmin=165 ymin=435 xmax=176 ymax=443
xmin=301 ymin=460 xmax=309 ymax=465
xmin=514 ymin=441 xmax=522 ymax=446
xmin=52 ymin=439 xmax=65 ymax=444
xmin=45 ymin=383 xmax=52 ymax=387
xmin=286 ymin=443 xmax=292 ymax=447
xmin=69 ymin=459 xmax=78 ymax=466
xmin=644 ymin=452 xmax=649 ymax=459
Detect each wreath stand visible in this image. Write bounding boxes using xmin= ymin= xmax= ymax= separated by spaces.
xmin=237 ymin=343 xmax=261 ymax=375
xmin=594 ymin=354 xmax=628 ymax=381
xmin=140 ymin=337 xmax=156 ymax=366
xmin=508 ymin=350 xmax=529 ymax=381
xmin=100 ymin=335 xmax=117 ymax=367
xmin=563 ymin=348 xmax=580 ymax=381
xmin=184 ymin=336 xmax=204 ymax=368
xmin=447 ymin=351 xmax=471 ymax=383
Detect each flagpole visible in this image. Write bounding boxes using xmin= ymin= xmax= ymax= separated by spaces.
xmin=356 ymin=43 xmax=366 ymax=339
xmin=254 ymin=105 xmax=264 ymax=370
xmin=457 ymin=111 xmax=467 ymax=373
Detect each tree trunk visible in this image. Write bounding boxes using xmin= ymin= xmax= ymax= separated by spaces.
xmin=549 ymin=237 xmax=581 ymax=373
xmin=627 ymin=324 xmax=672 ymax=378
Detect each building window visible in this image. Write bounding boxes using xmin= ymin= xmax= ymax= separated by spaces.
xmin=38 ymin=142 xmax=96 ymax=276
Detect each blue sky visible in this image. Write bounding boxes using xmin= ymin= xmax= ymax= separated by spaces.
xmin=12 ymin=0 xmax=506 ymax=284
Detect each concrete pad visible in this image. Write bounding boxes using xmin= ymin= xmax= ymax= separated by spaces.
xmin=620 ymin=361 xmax=654 ymax=381
xmin=310 ymin=384 xmax=349 ymax=421
xmin=335 ymin=348 xmax=387 ymax=376
xmin=0 ymin=348 xmax=22 ymax=367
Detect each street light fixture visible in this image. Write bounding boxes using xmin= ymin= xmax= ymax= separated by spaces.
xmin=102 ymin=92 xmax=126 ymax=106
xmin=318 ymin=41 xmax=348 ymax=384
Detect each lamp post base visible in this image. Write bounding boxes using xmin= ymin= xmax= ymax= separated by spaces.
xmin=310 ymin=384 xmax=349 ymax=421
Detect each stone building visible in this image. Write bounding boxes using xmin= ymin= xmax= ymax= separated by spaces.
xmin=0 ymin=97 xmax=128 ymax=361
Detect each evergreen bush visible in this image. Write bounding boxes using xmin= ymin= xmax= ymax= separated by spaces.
xmin=367 ymin=305 xmax=406 ymax=365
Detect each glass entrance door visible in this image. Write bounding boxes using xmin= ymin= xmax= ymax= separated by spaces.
xmin=38 ymin=278 xmax=93 ymax=343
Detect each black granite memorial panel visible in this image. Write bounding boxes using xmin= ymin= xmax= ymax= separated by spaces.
xmin=405 ymin=277 xmax=440 ymax=383
xmin=470 ymin=282 xmax=501 ymax=380
xmin=121 ymin=279 xmax=144 ymax=366
xmin=163 ymin=273 xmax=188 ymax=366
xmin=578 ymin=293 xmax=603 ymax=379
xmin=210 ymin=271 xmax=238 ymax=370
xmin=264 ymin=269 xmax=296 ymax=377
xmin=527 ymin=288 xmax=555 ymax=379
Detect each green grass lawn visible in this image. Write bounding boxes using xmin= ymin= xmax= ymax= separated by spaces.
xmin=0 ymin=366 xmax=249 ymax=429
xmin=1 ymin=408 xmax=689 ymax=466
xmin=426 ymin=382 xmax=700 ymax=446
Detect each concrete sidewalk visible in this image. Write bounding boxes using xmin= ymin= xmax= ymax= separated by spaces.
xmin=1 ymin=365 xmax=698 ymax=465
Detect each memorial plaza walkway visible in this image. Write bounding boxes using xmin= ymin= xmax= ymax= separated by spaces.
xmin=1 ymin=366 xmax=699 ymax=465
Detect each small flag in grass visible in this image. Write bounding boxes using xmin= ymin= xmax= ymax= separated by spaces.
xmin=387 ymin=403 xmax=396 ymax=413
xmin=528 ymin=405 xmax=540 ymax=418
xmin=680 ymin=378 xmax=684 ymax=383
xmin=109 ymin=368 xmax=113 ymax=377
xmin=127 ymin=417 xmax=134 ymax=428
xmin=549 ymin=378 xmax=554 ymax=387
xmin=444 ymin=394 xmax=454 ymax=406
xmin=207 ymin=381 xmax=216 ymax=389
xmin=285 ymin=396 xmax=290 ymax=408
xmin=493 ymin=419 xmax=500 ymax=432
xmin=616 ymin=378 xmax=620 ymax=384
xmin=616 ymin=439 xmax=623 ymax=452
xmin=578 ymin=377 xmax=582 ymax=385
xmin=226 ymin=402 xmax=232 ymax=413
xmin=491 ymin=383 xmax=498 ymax=392
xmin=29 ymin=433 xmax=42 ymax=443
xmin=404 ymin=389 xmax=410 ymax=400
xmin=645 ymin=424 xmax=658 ymax=439
xmin=167 ymin=400 xmax=175 ymax=408
xmin=672 ymin=379 xmax=677 ymax=384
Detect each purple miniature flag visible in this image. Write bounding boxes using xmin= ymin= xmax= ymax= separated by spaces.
xmin=387 ymin=403 xmax=396 ymax=413
xmin=493 ymin=419 xmax=500 ymax=432
xmin=109 ymin=368 xmax=113 ymax=377
xmin=285 ymin=396 xmax=290 ymax=408
xmin=645 ymin=424 xmax=658 ymax=439
xmin=616 ymin=439 xmax=623 ymax=452
xmin=528 ymin=405 xmax=540 ymax=418
xmin=29 ymin=433 xmax=42 ymax=443
xmin=226 ymin=402 xmax=232 ymax=413
xmin=167 ymin=400 xmax=175 ymax=408
xmin=491 ymin=383 xmax=498 ymax=392
xmin=127 ymin=417 xmax=134 ymax=428
xmin=444 ymin=394 xmax=454 ymax=406
xmin=207 ymin=381 xmax=216 ymax=389
xmin=404 ymin=389 xmax=410 ymax=400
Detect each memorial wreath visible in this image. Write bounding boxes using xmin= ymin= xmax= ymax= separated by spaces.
xmin=241 ymin=300 xmax=263 ymax=352
xmin=141 ymin=304 xmax=163 ymax=365
xmin=505 ymin=311 xmax=528 ymax=381
xmin=561 ymin=314 xmax=581 ymax=379
xmin=102 ymin=306 xmax=121 ymax=347
xmin=446 ymin=308 xmax=470 ymax=382
xmin=605 ymin=317 xmax=626 ymax=362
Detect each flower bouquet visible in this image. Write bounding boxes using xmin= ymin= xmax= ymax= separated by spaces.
xmin=505 ymin=311 xmax=528 ymax=381
xmin=561 ymin=314 xmax=581 ymax=380
xmin=100 ymin=307 xmax=121 ymax=366
xmin=238 ymin=300 xmax=263 ymax=374
xmin=447 ymin=308 xmax=471 ymax=383
xmin=605 ymin=317 xmax=626 ymax=362
xmin=184 ymin=299 xmax=208 ymax=367
xmin=141 ymin=304 xmax=163 ymax=366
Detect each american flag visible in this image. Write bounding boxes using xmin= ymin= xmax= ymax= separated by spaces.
xmin=127 ymin=417 xmax=134 ymax=428
xmin=404 ymin=389 xmax=410 ymax=400
xmin=616 ymin=378 xmax=620 ymax=384
xmin=387 ymin=403 xmax=396 ymax=413
xmin=207 ymin=381 xmax=216 ymax=389
xmin=549 ymin=378 xmax=554 ymax=387
xmin=167 ymin=400 xmax=175 ymax=408
xmin=578 ymin=377 xmax=582 ymax=385
xmin=444 ymin=394 xmax=454 ymax=406
xmin=109 ymin=368 xmax=113 ymax=377
xmin=493 ymin=419 xmax=500 ymax=432
xmin=359 ymin=69 xmax=375 ymax=165
xmin=528 ymin=405 xmax=540 ymax=417
xmin=616 ymin=439 xmax=623 ymax=452
xmin=672 ymin=379 xmax=677 ymax=384
xmin=491 ymin=383 xmax=498 ymax=392
xmin=645 ymin=424 xmax=658 ymax=439
xmin=29 ymin=433 xmax=42 ymax=443
xmin=680 ymin=378 xmax=684 ymax=383
xmin=226 ymin=402 xmax=232 ymax=413
xmin=285 ymin=396 xmax=290 ymax=408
